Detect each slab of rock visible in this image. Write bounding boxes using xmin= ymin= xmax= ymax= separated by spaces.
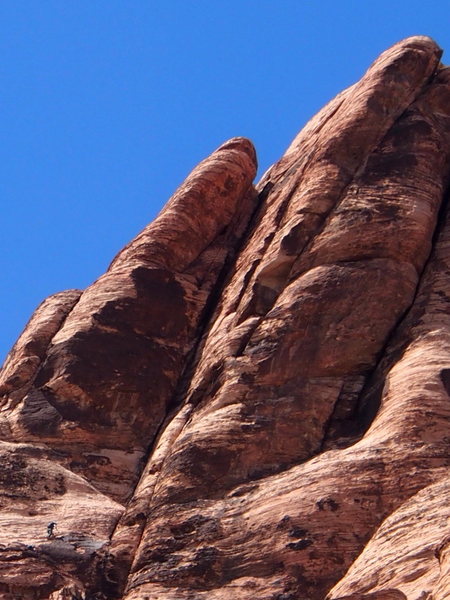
xmin=0 ymin=137 xmax=257 ymax=503
xmin=2 ymin=35 xmax=450 ymax=599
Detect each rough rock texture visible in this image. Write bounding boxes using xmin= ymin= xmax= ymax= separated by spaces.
xmin=2 ymin=35 xmax=450 ymax=599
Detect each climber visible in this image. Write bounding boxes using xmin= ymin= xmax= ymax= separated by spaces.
xmin=47 ymin=521 xmax=57 ymax=539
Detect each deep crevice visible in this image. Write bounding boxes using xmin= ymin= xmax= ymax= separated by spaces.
xmin=325 ymin=183 xmax=450 ymax=447
xmin=96 ymin=183 xmax=267 ymax=598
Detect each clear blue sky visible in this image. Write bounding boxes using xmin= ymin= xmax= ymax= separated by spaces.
xmin=1 ymin=1 xmax=449 ymax=363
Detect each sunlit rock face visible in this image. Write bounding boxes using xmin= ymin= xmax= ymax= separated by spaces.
xmin=2 ymin=36 xmax=450 ymax=600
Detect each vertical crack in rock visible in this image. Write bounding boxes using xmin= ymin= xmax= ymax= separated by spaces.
xmin=94 ymin=168 xmax=280 ymax=598
xmin=0 ymin=137 xmax=258 ymax=598
xmin=353 ymin=184 xmax=450 ymax=440
xmin=327 ymin=161 xmax=450 ymax=600
xmin=3 ymin=36 xmax=450 ymax=600
xmin=323 ymin=158 xmax=450 ymax=448
xmin=93 ymin=181 xmax=267 ymax=598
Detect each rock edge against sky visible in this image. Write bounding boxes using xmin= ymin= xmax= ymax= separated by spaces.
xmin=1 ymin=35 xmax=450 ymax=600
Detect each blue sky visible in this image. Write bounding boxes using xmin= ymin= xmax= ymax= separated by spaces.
xmin=1 ymin=1 xmax=450 ymax=363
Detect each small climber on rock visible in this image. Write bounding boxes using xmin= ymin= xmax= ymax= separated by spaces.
xmin=47 ymin=521 xmax=57 ymax=539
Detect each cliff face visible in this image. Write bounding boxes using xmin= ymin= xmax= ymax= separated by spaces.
xmin=1 ymin=36 xmax=450 ymax=600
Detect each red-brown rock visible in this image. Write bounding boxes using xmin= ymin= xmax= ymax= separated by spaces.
xmin=2 ymin=35 xmax=450 ymax=599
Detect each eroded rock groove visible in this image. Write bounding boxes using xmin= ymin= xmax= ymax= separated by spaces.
xmin=2 ymin=36 xmax=450 ymax=600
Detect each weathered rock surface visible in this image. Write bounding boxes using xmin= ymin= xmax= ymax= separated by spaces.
xmin=1 ymin=35 xmax=450 ymax=599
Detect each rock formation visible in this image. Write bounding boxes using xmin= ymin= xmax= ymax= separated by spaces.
xmin=1 ymin=35 xmax=450 ymax=599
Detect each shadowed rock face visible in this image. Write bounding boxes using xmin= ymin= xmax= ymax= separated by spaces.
xmin=1 ymin=36 xmax=450 ymax=599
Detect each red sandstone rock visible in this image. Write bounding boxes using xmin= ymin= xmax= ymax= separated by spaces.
xmin=1 ymin=35 xmax=450 ymax=599
xmin=0 ymin=137 xmax=257 ymax=504
xmin=0 ymin=290 xmax=81 ymax=400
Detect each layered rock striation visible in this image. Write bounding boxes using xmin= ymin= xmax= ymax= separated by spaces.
xmin=2 ymin=36 xmax=450 ymax=599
